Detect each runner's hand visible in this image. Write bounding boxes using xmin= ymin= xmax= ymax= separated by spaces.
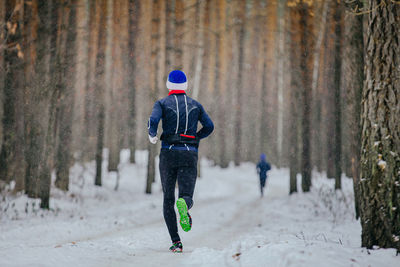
xmin=148 ymin=135 xmax=158 ymax=144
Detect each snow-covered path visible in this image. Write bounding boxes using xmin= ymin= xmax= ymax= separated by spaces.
xmin=0 ymin=154 xmax=399 ymax=267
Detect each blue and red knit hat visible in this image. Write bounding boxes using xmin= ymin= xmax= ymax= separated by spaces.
xmin=166 ymin=70 xmax=188 ymax=90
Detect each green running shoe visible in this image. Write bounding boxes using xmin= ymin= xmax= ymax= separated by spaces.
xmin=169 ymin=241 xmax=183 ymax=253
xmin=176 ymin=198 xmax=192 ymax=232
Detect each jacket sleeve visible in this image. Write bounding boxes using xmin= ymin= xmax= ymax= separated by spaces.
xmin=197 ymin=103 xmax=214 ymax=139
xmin=266 ymin=162 xmax=271 ymax=171
xmin=148 ymin=101 xmax=162 ymax=137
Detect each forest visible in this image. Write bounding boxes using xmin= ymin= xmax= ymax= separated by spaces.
xmin=0 ymin=0 xmax=399 ymax=258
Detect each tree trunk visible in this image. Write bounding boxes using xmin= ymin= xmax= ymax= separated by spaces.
xmin=83 ymin=0 xmax=97 ymax=162
xmin=288 ymin=2 xmax=301 ymax=195
xmin=344 ymin=10 xmax=364 ymax=219
xmin=299 ymin=0 xmax=314 ymax=192
xmin=24 ymin=0 xmax=53 ymax=200
xmin=233 ymin=0 xmax=246 ymax=166
xmin=55 ymin=0 xmax=78 ymax=191
xmin=174 ymin=0 xmax=183 ymax=69
xmin=0 ymin=0 xmax=5 ymax=150
xmin=94 ymin=0 xmax=108 ymax=186
xmin=39 ymin=0 xmax=60 ymax=208
xmin=146 ymin=0 xmax=161 ymax=194
xmin=311 ymin=0 xmax=328 ymax=173
xmin=359 ymin=0 xmax=400 ymax=251
xmin=276 ymin=0 xmax=285 ymax=168
xmin=0 ymin=0 xmax=26 ymax=190
xmin=106 ymin=0 xmax=119 ymax=173
xmin=333 ymin=0 xmax=343 ymax=190
xmin=128 ymin=0 xmax=140 ymax=164
xmin=192 ymin=0 xmax=204 ymax=100
xmin=215 ymin=0 xmax=228 ymax=168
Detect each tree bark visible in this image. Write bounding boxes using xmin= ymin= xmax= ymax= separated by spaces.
xmin=359 ymin=0 xmax=400 ymax=251
xmin=299 ymin=0 xmax=314 ymax=192
xmin=333 ymin=0 xmax=343 ymax=190
xmin=0 ymin=0 xmax=5 ymax=151
xmin=128 ymin=0 xmax=140 ymax=164
xmin=344 ymin=9 xmax=364 ymax=219
xmin=24 ymin=0 xmax=52 ymax=200
xmin=233 ymin=0 xmax=246 ymax=166
xmin=174 ymin=0 xmax=183 ymax=69
xmin=311 ymin=0 xmax=328 ymax=173
xmin=106 ymin=0 xmax=119 ymax=173
xmin=55 ymin=0 xmax=78 ymax=191
xmin=0 ymin=0 xmax=26 ymax=190
xmin=146 ymin=0 xmax=161 ymax=194
xmin=192 ymin=0 xmax=204 ymax=100
xmin=94 ymin=0 xmax=108 ymax=186
xmin=39 ymin=0 xmax=60 ymax=208
xmin=288 ymin=1 xmax=301 ymax=194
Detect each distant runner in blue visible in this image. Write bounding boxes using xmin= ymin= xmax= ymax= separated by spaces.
xmin=256 ymin=153 xmax=271 ymax=197
xmin=148 ymin=70 xmax=214 ymax=253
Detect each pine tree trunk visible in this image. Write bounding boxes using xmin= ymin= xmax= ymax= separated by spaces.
xmin=39 ymin=0 xmax=60 ymax=209
xmin=192 ymin=0 xmax=204 ymax=100
xmin=299 ymin=0 xmax=314 ymax=192
xmin=83 ymin=0 xmax=97 ymax=162
xmin=288 ymin=3 xmax=301 ymax=195
xmin=359 ymin=0 xmax=400 ymax=251
xmin=311 ymin=0 xmax=328 ymax=173
xmin=0 ymin=0 xmax=26 ymax=189
xmin=55 ymin=0 xmax=78 ymax=191
xmin=215 ymin=0 xmax=228 ymax=168
xmin=128 ymin=0 xmax=140 ymax=164
xmin=0 ymin=0 xmax=5 ymax=151
xmin=174 ymin=0 xmax=183 ymax=69
xmin=106 ymin=0 xmax=119 ymax=173
xmin=260 ymin=37 xmax=268 ymax=156
xmin=233 ymin=0 xmax=246 ymax=166
xmin=344 ymin=10 xmax=364 ymax=219
xmin=94 ymin=0 xmax=108 ymax=186
xmin=276 ymin=0 xmax=285 ymax=168
xmin=146 ymin=0 xmax=161 ymax=194
xmin=333 ymin=0 xmax=343 ymax=190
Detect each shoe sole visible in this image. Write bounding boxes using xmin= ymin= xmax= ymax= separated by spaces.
xmin=176 ymin=198 xmax=191 ymax=232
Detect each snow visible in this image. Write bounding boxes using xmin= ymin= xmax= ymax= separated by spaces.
xmin=0 ymin=150 xmax=399 ymax=267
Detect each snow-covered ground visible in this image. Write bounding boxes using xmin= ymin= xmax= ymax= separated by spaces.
xmin=0 ymin=150 xmax=399 ymax=267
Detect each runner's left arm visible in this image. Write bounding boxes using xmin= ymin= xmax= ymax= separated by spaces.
xmin=148 ymin=101 xmax=162 ymax=137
